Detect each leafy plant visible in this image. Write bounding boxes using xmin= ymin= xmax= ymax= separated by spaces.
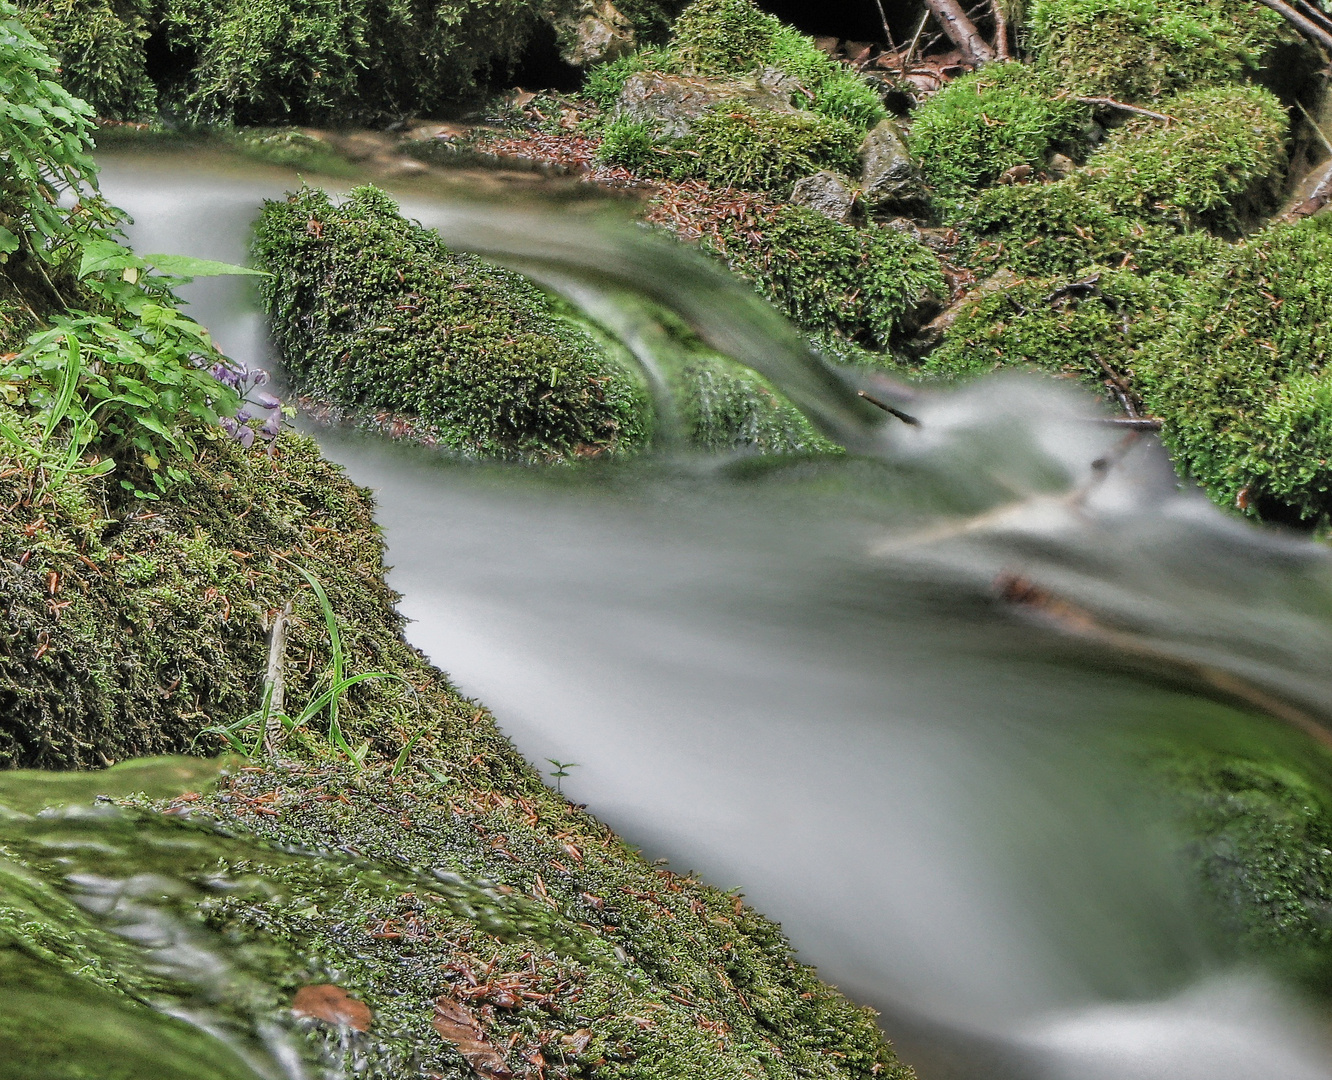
xmin=546 ymin=758 xmax=579 ymax=793
xmin=198 ymin=563 xmax=412 ymax=766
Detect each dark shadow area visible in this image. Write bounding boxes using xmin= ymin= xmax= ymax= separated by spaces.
xmin=755 ymin=0 xmax=922 ymax=43
xmin=508 ymin=19 xmax=585 ymax=93
xmin=142 ymin=28 xmax=197 ymax=105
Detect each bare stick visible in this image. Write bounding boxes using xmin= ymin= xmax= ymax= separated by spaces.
xmin=992 ymin=0 xmax=1010 ymax=60
xmin=263 ymin=599 xmax=291 ymax=754
xmin=1253 ymin=0 xmax=1332 ymax=52
xmin=858 ymin=390 xmax=921 ymax=426
xmin=922 ymin=0 xmax=997 ymax=66
xmin=1075 ymin=96 xmax=1178 ymax=124
xmin=871 ymin=0 xmax=897 ymax=51
xmin=1296 ymin=0 xmax=1332 ymax=33
xmin=902 ymin=7 xmax=932 ymax=68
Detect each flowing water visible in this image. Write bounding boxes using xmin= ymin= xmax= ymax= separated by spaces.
xmin=8 ymin=147 xmax=1332 ymax=1079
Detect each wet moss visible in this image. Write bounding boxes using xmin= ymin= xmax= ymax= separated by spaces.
xmin=253 ymin=185 xmax=650 ymax=463
xmin=648 ymin=188 xmax=945 ymax=350
xmin=1135 ymin=215 xmax=1332 ymax=524
xmin=1027 ymin=0 xmax=1289 ymax=103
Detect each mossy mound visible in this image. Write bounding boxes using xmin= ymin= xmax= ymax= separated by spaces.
xmin=907 ymin=63 xmax=1089 ymax=202
xmin=1027 ymin=0 xmax=1289 ymax=103
xmin=647 ymin=187 xmax=945 ymax=350
xmin=589 ymin=0 xmax=884 ymax=194
xmin=1079 ymin=84 xmax=1289 ymax=231
xmin=253 ymin=186 xmax=650 ymax=463
xmin=1136 ymin=216 xmax=1332 ymax=524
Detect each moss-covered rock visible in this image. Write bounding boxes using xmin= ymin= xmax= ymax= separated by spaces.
xmin=1079 ymin=84 xmax=1289 ymax=231
xmin=1136 ymin=216 xmax=1332 ymax=524
xmin=1027 ymin=0 xmax=1289 ymax=103
xmin=253 ymin=185 xmax=650 ymax=463
xmin=647 ymin=186 xmax=945 ymax=349
xmin=907 ymin=63 xmax=1090 ymax=202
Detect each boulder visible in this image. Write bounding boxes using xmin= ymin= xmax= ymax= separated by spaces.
xmin=791 ymin=171 xmax=858 ymax=223
xmin=616 ymin=71 xmax=796 ymax=139
xmin=860 ymin=118 xmax=922 ymax=210
xmin=549 ymin=0 xmax=636 ymax=67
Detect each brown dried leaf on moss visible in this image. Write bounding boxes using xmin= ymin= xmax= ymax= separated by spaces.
xmin=433 ymin=995 xmax=514 ymax=1079
xmin=292 ymin=984 xmax=373 ymax=1031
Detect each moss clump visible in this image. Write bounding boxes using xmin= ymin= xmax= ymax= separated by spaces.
xmin=953 ymin=181 xmax=1226 ymax=278
xmin=1135 ymin=216 xmax=1332 ymax=524
xmin=908 ymin=63 xmax=1089 ymax=201
xmin=17 ymin=0 xmax=157 ymax=118
xmin=1027 ymin=0 xmax=1288 ymax=103
xmin=649 ymin=188 xmax=945 ymax=348
xmin=1155 ymin=750 xmax=1332 ymax=982
xmin=922 ymin=268 xmax=1177 ymax=392
xmin=666 ymin=104 xmax=862 ymax=194
xmin=1079 ymin=84 xmax=1288 ymax=231
xmin=253 ymin=185 xmax=650 ymax=463
xmin=667 ymin=0 xmax=883 ymax=127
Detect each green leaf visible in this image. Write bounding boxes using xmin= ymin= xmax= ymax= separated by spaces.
xmin=0 ymin=226 xmax=17 ymax=255
xmin=141 ymin=253 xmax=271 ymax=278
xmin=79 ymin=238 xmax=142 ymax=278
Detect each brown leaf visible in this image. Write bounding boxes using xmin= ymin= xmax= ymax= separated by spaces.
xmin=292 ymin=984 xmax=372 ymax=1031
xmin=433 ymin=995 xmax=514 ymax=1079
xmin=561 ymin=1028 xmax=593 ymax=1056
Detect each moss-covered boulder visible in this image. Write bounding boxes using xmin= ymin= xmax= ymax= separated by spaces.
xmin=1137 ymin=216 xmax=1332 ymax=524
xmin=590 ymin=0 xmax=884 ymax=194
xmin=254 ymin=185 xmax=650 ymax=463
xmin=1027 ymin=0 xmax=1289 ymax=103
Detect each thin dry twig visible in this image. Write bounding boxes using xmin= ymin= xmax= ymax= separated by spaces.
xmin=1075 ymin=96 xmax=1178 ymax=124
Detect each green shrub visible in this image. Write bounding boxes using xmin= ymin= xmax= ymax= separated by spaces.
xmin=1080 ymin=84 xmax=1288 ymax=231
xmin=908 ymin=63 xmax=1089 ymax=201
xmin=1028 ymin=0 xmax=1287 ymax=102
xmin=669 ymin=103 xmax=861 ymax=194
xmin=253 ymin=186 xmax=650 ymax=462
xmin=1136 ymin=216 xmax=1332 ymax=523
xmin=17 ymin=0 xmax=156 ymax=118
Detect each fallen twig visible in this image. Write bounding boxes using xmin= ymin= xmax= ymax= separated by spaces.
xmin=992 ymin=0 xmax=1010 ymax=60
xmin=858 ymin=390 xmax=921 ymax=426
xmin=922 ymin=0 xmax=997 ymax=65
xmin=1074 ymin=97 xmax=1178 ymax=124
xmin=1253 ymin=0 xmax=1332 ymax=53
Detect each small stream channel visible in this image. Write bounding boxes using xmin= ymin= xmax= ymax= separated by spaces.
xmin=62 ymin=147 xmax=1332 ymax=1079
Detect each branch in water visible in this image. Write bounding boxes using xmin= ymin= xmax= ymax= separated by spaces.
xmin=858 ymin=390 xmax=921 ymax=426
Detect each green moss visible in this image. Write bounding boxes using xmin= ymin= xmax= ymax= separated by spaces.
xmin=1027 ymin=0 xmax=1288 ymax=102
xmin=1136 ymin=216 xmax=1332 ymax=524
xmin=923 ymin=268 xmax=1178 ymax=391
xmin=1080 ymin=84 xmax=1289 ymax=231
xmin=1154 ymin=749 xmax=1332 ymax=981
xmin=953 ymin=180 xmax=1228 ymax=278
xmin=908 ymin=63 xmax=1089 ymax=201
xmin=668 ymin=103 xmax=862 ymax=194
xmin=652 ymin=191 xmax=943 ymax=348
xmin=597 ymin=115 xmax=658 ymax=169
xmin=17 ymin=0 xmax=157 ymax=119
xmin=253 ymin=185 xmax=650 ymax=463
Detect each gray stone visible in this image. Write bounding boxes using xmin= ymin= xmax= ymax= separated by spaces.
xmin=791 ymin=171 xmax=858 ymax=223
xmin=548 ymin=0 xmax=635 ymax=67
xmin=1046 ymin=152 xmax=1075 ymax=180
xmin=860 ymin=118 xmax=922 ymax=209
xmin=615 ymin=71 xmax=796 ymax=140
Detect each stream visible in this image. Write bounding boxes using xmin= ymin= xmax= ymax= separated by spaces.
xmin=12 ymin=146 xmax=1332 ymax=1079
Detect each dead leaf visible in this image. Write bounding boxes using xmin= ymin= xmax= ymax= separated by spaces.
xmin=561 ymin=1028 xmax=593 ymax=1056
xmin=433 ymin=995 xmax=514 ymax=1079
xmin=291 ymin=984 xmax=372 ymax=1031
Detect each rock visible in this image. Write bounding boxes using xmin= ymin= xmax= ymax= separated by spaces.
xmin=791 ymin=171 xmax=858 ymax=223
xmin=1046 ymin=152 xmax=1075 ymax=180
xmin=548 ymin=0 xmax=636 ymax=67
xmin=860 ymin=118 xmax=922 ymax=209
xmin=616 ymin=71 xmax=796 ymax=140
